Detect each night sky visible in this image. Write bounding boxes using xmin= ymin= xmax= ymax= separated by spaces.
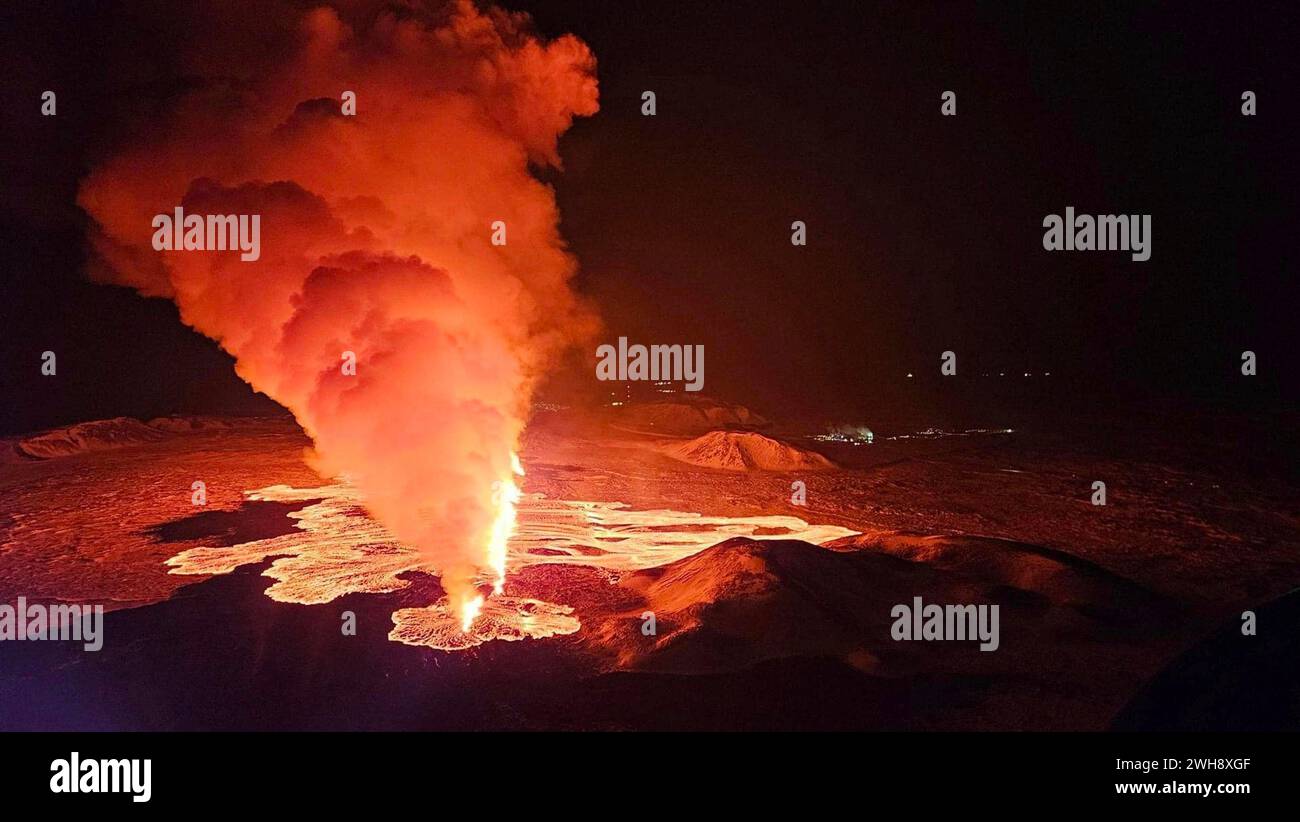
xmin=1 ymin=1 xmax=1295 ymax=435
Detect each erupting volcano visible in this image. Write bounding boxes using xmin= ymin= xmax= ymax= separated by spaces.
xmin=2 ymin=0 xmax=1295 ymax=737
xmin=75 ymin=1 xmax=601 ymax=630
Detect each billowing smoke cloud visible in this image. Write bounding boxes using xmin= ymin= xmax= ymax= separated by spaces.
xmin=78 ymin=1 xmax=599 ymax=615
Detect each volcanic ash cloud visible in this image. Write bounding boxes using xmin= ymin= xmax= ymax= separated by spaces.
xmin=77 ymin=1 xmax=600 ymax=616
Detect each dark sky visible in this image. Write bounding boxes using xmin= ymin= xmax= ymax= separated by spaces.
xmin=1 ymin=1 xmax=1296 ymax=434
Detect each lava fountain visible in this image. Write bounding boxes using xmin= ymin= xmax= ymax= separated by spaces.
xmin=465 ymin=451 xmax=526 ymax=630
xmin=77 ymin=1 xmax=601 ymax=617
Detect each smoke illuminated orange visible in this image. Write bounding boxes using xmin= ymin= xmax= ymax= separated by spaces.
xmin=77 ymin=1 xmax=601 ymax=615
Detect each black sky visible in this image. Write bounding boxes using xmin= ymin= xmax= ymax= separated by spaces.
xmin=1 ymin=1 xmax=1295 ymax=434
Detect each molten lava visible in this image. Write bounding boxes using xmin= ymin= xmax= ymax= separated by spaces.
xmin=460 ymin=595 xmax=485 ymax=633
xmin=466 ymin=451 xmax=526 ymax=630
xmin=165 ymin=479 xmax=860 ymax=651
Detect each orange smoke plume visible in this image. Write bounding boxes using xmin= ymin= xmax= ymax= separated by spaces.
xmin=77 ymin=0 xmax=599 ymax=619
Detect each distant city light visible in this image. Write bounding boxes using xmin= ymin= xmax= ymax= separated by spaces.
xmin=812 ymin=426 xmax=874 ymax=446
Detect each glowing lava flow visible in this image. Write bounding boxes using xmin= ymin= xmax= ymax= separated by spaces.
xmin=464 ymin=452 xmax=526 ymax=631
xmin=164 ymin=481 xmax=860 ymax=651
